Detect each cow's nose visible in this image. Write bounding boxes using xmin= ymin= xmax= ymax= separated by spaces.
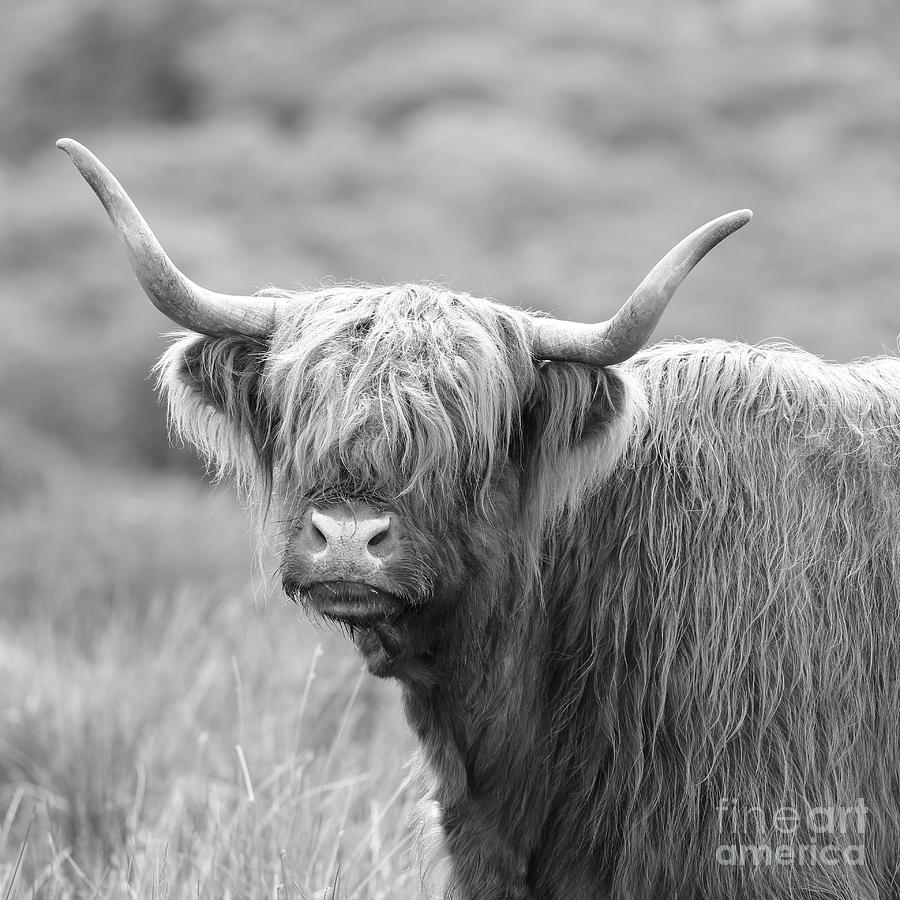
xmin=297 ymin=504 xmax=398 ymax=569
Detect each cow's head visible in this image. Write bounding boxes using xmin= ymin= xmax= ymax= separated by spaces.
xmin=59 ymin=138 xmax=750 ymax=678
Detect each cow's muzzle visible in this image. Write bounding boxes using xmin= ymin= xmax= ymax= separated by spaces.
xmin=283 ymin=501 xmax=409 ymax=625
xmin=294 ymin=502 xmax=400 ymax=575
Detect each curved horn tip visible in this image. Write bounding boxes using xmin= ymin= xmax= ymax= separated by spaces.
xmin=724 ymin=208 xmax=753 ymax=229
xmin=56 ymin=137 xmax=86 ymax=158
xmin=56 ymin=139 xmax=100 ymax=178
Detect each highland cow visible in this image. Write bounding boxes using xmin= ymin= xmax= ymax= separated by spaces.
xmin=60 ymin=138 xmax=900 ymax=900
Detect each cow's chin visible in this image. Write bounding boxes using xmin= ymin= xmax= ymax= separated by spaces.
xmin=351 ymin=622 xmax=409 ymax=678
xmin=285 ymin=579 xmax=433 ymax=680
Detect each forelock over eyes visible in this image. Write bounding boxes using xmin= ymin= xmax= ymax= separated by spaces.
xmin=262 ymin=285 xmax=537 ymax=512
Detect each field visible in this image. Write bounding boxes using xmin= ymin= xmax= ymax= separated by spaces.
xmin=0 ymin=462 xmax=421 ymax=898
xmin=1 ymin=0 xmax=899 ymax=896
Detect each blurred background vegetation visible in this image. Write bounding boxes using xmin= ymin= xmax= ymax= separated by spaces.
xmin=1 ymin=0 xmax=898 ymax=896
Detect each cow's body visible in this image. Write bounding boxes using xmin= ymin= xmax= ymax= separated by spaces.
xmin=59 ymin=139 xmax=900 ymax=899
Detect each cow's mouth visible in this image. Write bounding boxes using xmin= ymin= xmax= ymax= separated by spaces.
xmin=302 ymin=580 xmax=405 ymax=627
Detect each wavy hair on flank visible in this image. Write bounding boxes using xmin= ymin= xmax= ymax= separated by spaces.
xmin=571 ymin=339 xmax=900 ymax=899
xmin=155 ymin=283 xmax=635 ymax=535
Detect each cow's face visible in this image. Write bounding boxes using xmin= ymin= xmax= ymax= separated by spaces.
xmin=161 ymin=285 xmax=631 ymax=677
xmin=58 ymin=138 xmax=749 ymax=675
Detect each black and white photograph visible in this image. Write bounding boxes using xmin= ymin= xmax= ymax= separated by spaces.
xmin=1 ymin=2 xmax=899 ymax=898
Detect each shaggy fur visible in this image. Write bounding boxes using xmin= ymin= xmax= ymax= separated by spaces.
xmin=157 ymin=284 xmax=900 ymax=899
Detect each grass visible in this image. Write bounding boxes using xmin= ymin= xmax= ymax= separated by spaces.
xmin=0 ymin=463 xmax=423 ymax=899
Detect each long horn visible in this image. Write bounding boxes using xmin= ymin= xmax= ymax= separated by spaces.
xmin=531 ymin=209 xmax=752 ymax=365
xmin=57 ymin=138 xmax=278 ymax=337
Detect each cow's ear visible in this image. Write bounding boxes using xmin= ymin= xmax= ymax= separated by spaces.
xmin=579 ymin=365 xmax=633 ymax=446
xmin=521 ymin=363 xmax=636 ymax=513
xmin=526 ymin=362 xmax=633 ymax=449
xmin=155 ymin=333 xmax=276 ymax=487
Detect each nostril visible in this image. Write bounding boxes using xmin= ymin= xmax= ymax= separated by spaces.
xmin=366 ymin=520 xmax=393 ymax=555
xmin=306 ymin=513 xmax=328 ymax=552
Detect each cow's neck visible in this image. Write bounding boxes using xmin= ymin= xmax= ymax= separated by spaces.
xmin=393 ymin=515 xmax=616 ymax=897
xmin=400 ymin=557 xmax=546 ymax=781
